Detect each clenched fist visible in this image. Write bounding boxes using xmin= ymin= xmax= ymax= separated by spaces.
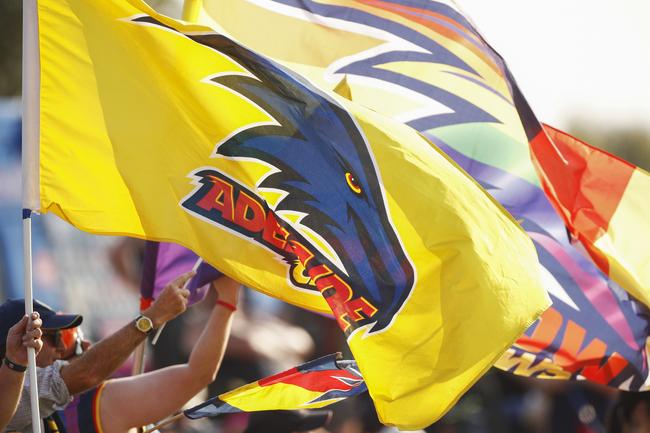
xmin=6 ymin=313 xmax=43 ymax=366
xmin=143 ymin=270 xmax=195 ymax=328
xmin=212 ymin=276 xmax=241 ymax=307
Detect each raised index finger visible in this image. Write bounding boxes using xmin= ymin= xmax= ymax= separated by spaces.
xmin=172 ymin=270 xmax=196 ymax=289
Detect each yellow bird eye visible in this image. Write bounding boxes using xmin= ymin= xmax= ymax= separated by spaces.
xmin=345 ymin=172 xmax=362 ymax=194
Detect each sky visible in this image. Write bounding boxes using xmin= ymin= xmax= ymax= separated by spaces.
xmin=459 ymin=0 xmax=650 ymax=132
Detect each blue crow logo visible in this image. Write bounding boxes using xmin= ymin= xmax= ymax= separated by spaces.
xmin=131 ymin=16 xmax=415 ymax=336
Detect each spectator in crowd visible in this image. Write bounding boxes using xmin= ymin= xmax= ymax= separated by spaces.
xmin=607 ymin=392 xmax=650 ymax=433
xmin=1 ymin=270 xmax=195 ymax=433
xmin=242 ymin=410 xmax=332 ymax=433
xmin=56 ymin=275 xmax=240 ymax=433
xmin=0 ymin=312 xmax=43 ymax=431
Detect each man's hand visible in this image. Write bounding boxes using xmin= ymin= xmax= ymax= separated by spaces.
xmin=1 ymin=313 xmax=41 ymax=430
xmin=212 ymin=276 xmax=241 ymax=307
xmin=143 ymin=270 xmax=195 ymax=328
xmin=5 ymin=313 xmax=43 ymax=366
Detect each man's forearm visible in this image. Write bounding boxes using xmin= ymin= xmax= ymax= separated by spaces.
xmin=61 ymin=321 xmax=146 ymax=395
xmin=0 ymin=365 xmax=25 ymax=431
xmin=61 ymin=271 xmax=192 ymax=396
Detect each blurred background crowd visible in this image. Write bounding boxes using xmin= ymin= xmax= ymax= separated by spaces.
xmin=1 ymin=0 xmax=648 ymax=432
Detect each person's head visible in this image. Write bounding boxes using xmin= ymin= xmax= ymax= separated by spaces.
xmin=242 ymin=410 xmax=332 ymax=433
xmin=608 ymin=392 xmax=650 ymax=433
xmin=0 ymin=299 xmax=83 ymax=367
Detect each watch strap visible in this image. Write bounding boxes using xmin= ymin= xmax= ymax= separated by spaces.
xmin=4 ymin=356 xmax=27 ymax=373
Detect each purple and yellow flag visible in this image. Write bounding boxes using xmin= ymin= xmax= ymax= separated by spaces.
xmin=185 ymin=353 xmax=366 ymax=418
xmin=198 ymin=0 xmax=650 ymax=390
xmin=25 ymin=0 xmax=549 ymax=428
xmin=140 ymin=241 xmax=222 ymax=309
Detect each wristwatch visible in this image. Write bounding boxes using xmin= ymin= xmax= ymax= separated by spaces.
xmin=134 ymin=315 xmax=154 ymax=334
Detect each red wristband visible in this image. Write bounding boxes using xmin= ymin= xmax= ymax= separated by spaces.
xmin=216 ymin=300 xmax=237 ymax=312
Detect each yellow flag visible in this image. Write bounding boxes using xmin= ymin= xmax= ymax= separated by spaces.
xmin=29 ymin=0 xmax=549 ymax=428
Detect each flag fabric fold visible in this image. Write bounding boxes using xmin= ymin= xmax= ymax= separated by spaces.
xmin=197 ymin=0 xmax=650 ymax=391
xmin=533 ymin=124 xmax=650 ymax=306
xmin=33 ymin=0 xmax=549 ymax=427
xmin=184 ymin=353 xmax=367 ymax=418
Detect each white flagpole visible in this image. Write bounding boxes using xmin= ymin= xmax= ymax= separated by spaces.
xmin=22 ymin=0 xmax=42 ymax=431
xmin=151 ymin=258 xmax=203 ymax=345
xmin=22 ymin=212 xmax=41 ymax=433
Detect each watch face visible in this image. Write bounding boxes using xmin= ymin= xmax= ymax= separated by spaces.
xmin=136 ymin=317 xmax=152 ymax=333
